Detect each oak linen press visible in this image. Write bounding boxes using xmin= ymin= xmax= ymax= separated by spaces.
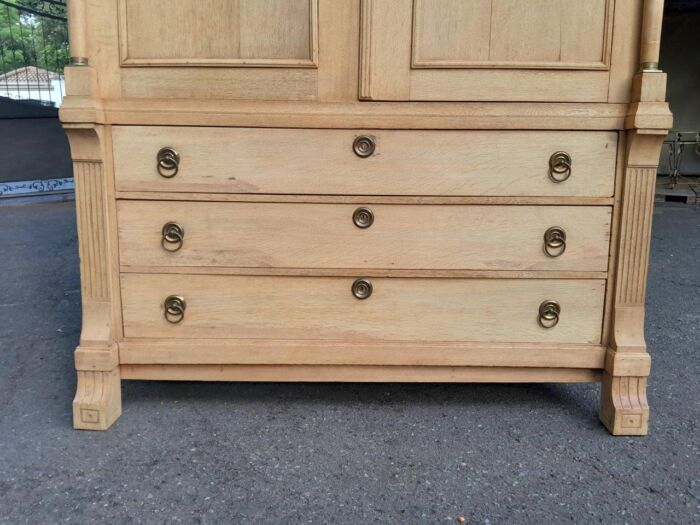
xmin=60 ymin=0 xmax=672 ymax=433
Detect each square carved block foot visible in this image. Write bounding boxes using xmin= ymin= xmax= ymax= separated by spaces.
xmin=600 ymin=372 xmax=649 ymax=436
xmin=73 ymin=368 xmax=122 ymax=431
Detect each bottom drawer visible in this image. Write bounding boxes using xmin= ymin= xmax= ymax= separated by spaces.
xmin=121 ymin=274 xmax=605 ymax=344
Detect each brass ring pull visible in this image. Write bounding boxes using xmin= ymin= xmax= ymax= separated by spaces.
xmin=543 ymin=226 xmax=567 ymax=258
xmin=538 ymin=300 xmax=561 ymax=329
xmin=548 ymin=151 xmax=572 ymax=183
xmin=157 ymin=147 xmax=180 ymax=178
xmin=353 ymin=135 xmax=376 ymax=158
xmin=164 ymin=295 xmax=186 ymax=324
xmin=353 ymin=207 xmax=374 ymax=228
xmin=161 ymin=222 xmax=185 ymax=252
xmin=352 ymin=278 xmax=373 ymax=300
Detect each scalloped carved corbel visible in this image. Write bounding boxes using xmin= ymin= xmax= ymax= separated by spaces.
xmin=64 ymin=125 xmax=121 ymax=430
xmin=600 ymin=0 xmax=671 ymax=436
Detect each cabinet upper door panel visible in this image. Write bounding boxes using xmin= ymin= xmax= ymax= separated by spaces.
xmin=413 ymin=0 xmax=610 ymax=70
xmin=94 ymin=0 xmax=354 ymax=101
xmin=360 ymin=0 xmax=639 ymax=102
xmin=119 ymin=0 xmax=317 ymax=67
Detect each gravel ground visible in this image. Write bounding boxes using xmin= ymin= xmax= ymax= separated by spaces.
xmin=0 ymin=200 xmax=698 ymax=524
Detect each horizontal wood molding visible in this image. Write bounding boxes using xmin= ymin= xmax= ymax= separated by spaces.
xmin=120 ymin=267 xmax=609 ymax=280
xmin=118 ymin=339 xmax=607 ymax=368
xmin=59 ymin=99 xmax=630 ymax=130
xmin=120 ymin=364 xmax=602 ymax=384
xmin=115 ymin=193 xmax=615 ymax=206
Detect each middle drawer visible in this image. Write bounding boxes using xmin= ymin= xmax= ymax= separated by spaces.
xmin=118 ymin=202 xmax=611 ymax=272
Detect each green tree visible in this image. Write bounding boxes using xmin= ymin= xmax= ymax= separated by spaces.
xmin=0 ymin=0 xmax=68 ymax=75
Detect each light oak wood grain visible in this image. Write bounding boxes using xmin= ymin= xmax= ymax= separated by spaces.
xmin=119 ymin=339 xmax=606 ymax=368
xmin=120 ymin=68 xmax=319 ymax=101
xmin=112 ymin=127 xmax=618 ymax=197
xmin=61 ymin=99 xmax=631 ymax=129
xmin=608 ymin=1 xmax=643 ymax=104
xmin=67 ymin=0 xmax=87 ymax=61
xmin=359 ymin=0 xmax=412 ymax=100
xmin=413 ymin=0 xmax=611 ymax=69
xmin=117 ymin=202 xmax=612 ymax=271
xmin=121 ymin=274 xmax=606 ymax=344
xmin=412 ymin=0 xmax=492 ymax=65
xmin=64 ymin=125 xmax=122 ymax=430
xmin=640 ymin=0 xmax=664 ymax=67
xmin=86 ymin=0 xmax=353 ymax=102
xmin=114 ymin=192 xmax=615 ymax=206
xmin=120 ymin=364 xmax=601 ymax=383
xmin=600 ymin=131 xmax=667 ymax=436
xmin=119 ymin=267 xmax=609 ymax=280
xmin=360 ymin=0 xmax=621 ymax=101
xmin=317 ymin=0 xmax=359 ymax=102
xmin=119 ymin=0 xmax=317 ymax=67
xmin=60 ymin=0 xmax=670 ymax=434
xmin=408 ymin=70 xmax=611 ymax=103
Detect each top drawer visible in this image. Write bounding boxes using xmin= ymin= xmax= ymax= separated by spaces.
xmin=113 ymin=127 xmax=617 ymax=197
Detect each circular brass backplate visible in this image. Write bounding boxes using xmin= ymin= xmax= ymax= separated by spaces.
xmin=353 ymin=207 xmax=374 ymax=228
xmin=353 ymin=135 xmax=376 ymax=158
xmin=352 ymin=278 xmax=373 ymax=300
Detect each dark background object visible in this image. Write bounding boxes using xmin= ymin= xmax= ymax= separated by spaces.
xmin=0 ymin=97 xmax=71 ymax=184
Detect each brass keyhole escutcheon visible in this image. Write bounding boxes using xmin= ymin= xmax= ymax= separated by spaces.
xmin=538 ymin=300 xmax=561 ymax=329
xmin=353 ymin=135 xmax=376 ymax=158
xmin=352 ymin=278 xmax=373 ymax=300
xmin=164 ymin=295 xmax=186 ymax=324
xmin=157 ymin=147 xmax=180 ymax=178
xmin=353 ymin=207 xmax=374 ymax=229
xmin=161 ymin=222 xmax=185 ymax=252
xmin=548 ymin=151 xmax=572 ymax=183
xmin=543 ymin=226 xmax=566 ymax=257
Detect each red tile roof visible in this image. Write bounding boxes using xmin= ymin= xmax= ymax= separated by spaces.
xmin=0 ymin=66 xmax=62 ymax=83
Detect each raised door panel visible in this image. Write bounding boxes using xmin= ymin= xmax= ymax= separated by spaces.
xmin=413 ymin=0 xmax=610 ymax=69
xmin=119 ymin=0 xmax=317 ymax=67
xmin=99 ymin=0 xmax=338 ymax=101
xmin=360 ymin=0 xmax=633 ymax=102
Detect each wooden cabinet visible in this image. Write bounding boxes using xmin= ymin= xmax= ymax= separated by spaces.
xmin=61 ymin=0 xmax=671 ymax=435
xmin=360 ymin=0 xmax=639 ymax=101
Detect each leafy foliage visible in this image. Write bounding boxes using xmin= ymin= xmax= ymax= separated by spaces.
xmin=0 ymin=0 xmax=69 ymax=75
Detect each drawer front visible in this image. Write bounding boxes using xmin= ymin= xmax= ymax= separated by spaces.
xmin=121 ymin=274 xmax=606 ymax=344
xmin=113 ymin=127 xmax=617 ymax=197
xmin=118 ymin=202 xmax=612 ymax=272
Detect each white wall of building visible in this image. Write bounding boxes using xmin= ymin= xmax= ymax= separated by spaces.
xmin=0 ymin=78 xmax=65 ymax=108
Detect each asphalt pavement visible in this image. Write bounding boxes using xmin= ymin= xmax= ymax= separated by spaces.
xmin=0 ymin=200 xmax=698 ymax=524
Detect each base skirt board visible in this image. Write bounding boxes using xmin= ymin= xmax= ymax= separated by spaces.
xmin=118 ymin=340 xmax=607 ymax=369
xmin=120 ymin=364 xmax=601 ymax=383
